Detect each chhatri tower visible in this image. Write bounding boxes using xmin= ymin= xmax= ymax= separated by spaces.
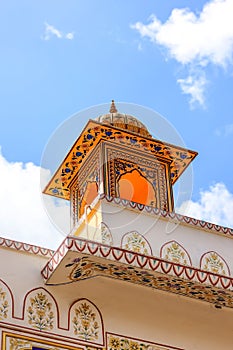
xmin=1 ymin=102 xmax=233 ymax=350
xmin=44 ymin=100 xmax=197 ymax=239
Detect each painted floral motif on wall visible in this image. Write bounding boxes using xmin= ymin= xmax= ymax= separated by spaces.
xmin=4 ymin=333 xmax=90 ymax=350
xmin=101 ymin=222 xmax=113 ymax=245
xmin=8 ymin=338 xmax=31 ymax=350
xmin=161 ymin=241 xmax=191 ymax=266
xmin=67 ymin=255 xmax=233 ymax=309
xmin=121 ymin=231 xmax=152 ymax=255
xmin=107 ymin=334 xmax=179 ymax=350
xmin=27 ymin=291 xmax=54 ymax=331
xmin=0 ymin=287 xmax=9 ymax=320
xmin=201 ymin=251 xmax=230 ymax=276
xmin=71 ymin=300 xmax=103 ymax=344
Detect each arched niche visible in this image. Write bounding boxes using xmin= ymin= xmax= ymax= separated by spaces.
xmin=117 ymin=169 xmax=157 ymax=207
xmin=121 ymin=231 xmax=152 ymax=255
xmin=23 ymin=287 xmax=58 ymax=331
xmin=200 ymin=251 xmax=230 ymax=276
xmin=69 ymin=298 xmax=104 ymax=345
xmin=100 ymin=222 xmax=113 ymax=245
xmin=0 ymin=279 xmax=13 ymax=321
xmin=160 ymin=241 xmax=192 ymax=266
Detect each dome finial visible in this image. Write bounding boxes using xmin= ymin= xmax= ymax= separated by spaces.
xmin=109 ymin=100 xmax=118 ymax=113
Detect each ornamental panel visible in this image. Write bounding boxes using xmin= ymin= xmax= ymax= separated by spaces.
xmin=69 ymin=299 xmax=104 ymax=345
xmin=107 ymin=333 xmax=182 ymax=350
xmin=2 ymin=332 xmax=84 ymax=350
xmin=200 ymin=251 xmax=230 ymax=276
xmin=103 ymin=142 xmax=173 ymax=211
xmin=71 ymin=144 xmax=101 ymax=222
xmin=24 ymin=288 xmax=57 ymax=331
xmin=100 ymin=222 xmax=113 ymax=245
xmin=160 ymin=241 xmax=191 ymax=266
xmin=0 ymin=280 xmax=11 ymax=321
xmin=121 ymin=231 xmax=152 ymax=255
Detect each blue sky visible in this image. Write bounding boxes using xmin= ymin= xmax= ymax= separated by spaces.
xmin=1 ymin=0 xmax=233 ymax=248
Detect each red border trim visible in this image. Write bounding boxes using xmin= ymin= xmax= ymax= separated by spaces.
xmin=41 ymin=237 xmax=233 ymax=290
xmin=0 ymin=237 xmax=54 ymax=257
xmin=100 ymin=194 xmax=233 ymax=238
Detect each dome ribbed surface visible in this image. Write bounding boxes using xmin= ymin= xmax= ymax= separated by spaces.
xmin=97 ymin=112 xmax=151 ymax=138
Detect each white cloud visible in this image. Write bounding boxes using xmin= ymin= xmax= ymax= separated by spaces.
xmin=0 ymin=150 xmax=70 ymax=249
xmin=42 ymin=22 xmax=74 ymax=41
xmin=177 ymin=73 xmax=207 ymax=108
xmin=215 ymin=123 xmax=233 ymax=136
xmin=132 ymin=0 xmax=233 ymax=67
xmin=66 ymin=32 xmax=74 ymax=40
xmin=131 ymin=0 xmax=233 ymax=107
xmin=177 ymin=182 xmax=233 ymax=228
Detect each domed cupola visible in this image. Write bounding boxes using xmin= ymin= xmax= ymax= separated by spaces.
xmin=96 ymin=100 xmax=151 ymax=138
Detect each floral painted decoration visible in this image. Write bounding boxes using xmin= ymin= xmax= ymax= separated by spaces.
xmin=72 ymin=302 xmax=99 ymax=341
xmin=122 ymin=231 xmax=151 ymax=255
xmin=0 ymin=287 xmax=9 ymax=320
xmin=9 ymin=338 xmax=31 ymax=350
xmin=201 ymin=251 xmax=229 ymax=276
xmin=27 ymin=292 xmax=54 ymax=331
xmin=108 ymin=334 xmax=178 ymax=350
xmin=101 ymin=222 xmax=113 ymax=245
xmin=161 ymin=241 xmax=191 ymax=266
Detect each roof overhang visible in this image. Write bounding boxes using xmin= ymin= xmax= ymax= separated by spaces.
xmin=41 ymin=236 xmax=233 ymax=309
xmin=43 ymin=120 xmax=197 ymax=200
